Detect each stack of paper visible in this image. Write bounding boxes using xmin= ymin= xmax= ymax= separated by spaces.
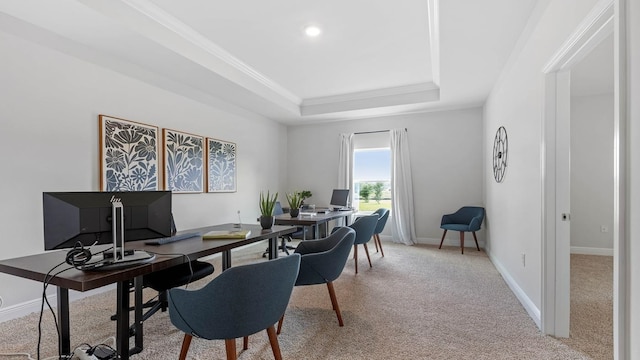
xmin=202 ymin=229 xmax=251 ymax=240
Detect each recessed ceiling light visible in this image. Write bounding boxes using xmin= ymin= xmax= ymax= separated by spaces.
xmin=304 ymin=25 xmax=322 ymax=37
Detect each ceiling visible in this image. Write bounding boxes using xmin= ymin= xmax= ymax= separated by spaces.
xmin=0 ymin=0 xmax=547 ymax=124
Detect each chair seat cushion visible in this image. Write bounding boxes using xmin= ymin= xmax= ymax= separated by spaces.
xmin=144 ymin=261 xmax=214 ymax=291
xmin=440 ymin=224 xmax=472 ymax=232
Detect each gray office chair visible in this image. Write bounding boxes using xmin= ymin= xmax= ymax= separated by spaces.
xmin=372 ymin=208 xmax=390 ymax=257
xmin=277 ymin=226 xmax=356 ymax=334
xmin=168 ymin=254 xmax=300 ymax=360
xmin=262 ymin=201 xmax=303 ymax=257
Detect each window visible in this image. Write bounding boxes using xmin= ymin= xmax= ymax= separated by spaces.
xmin=353 ymin=148 xmax=392 ymax=212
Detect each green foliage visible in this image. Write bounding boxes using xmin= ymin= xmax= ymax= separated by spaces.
xmin=372 ymin=182 xmax=384 ymax=204
xmin=299 ymin=190 xmax=312 ymax=202
xmin=259 ymin=191 xmax=278 ymax=216
xmin=286 ymin=191 xmax=304 ymax=209
xmin=359 ymin=184 xmax=372 ymax=203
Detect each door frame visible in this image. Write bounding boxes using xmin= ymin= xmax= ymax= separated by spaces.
xmin=541 ymin=0 xmax=617 ymax=341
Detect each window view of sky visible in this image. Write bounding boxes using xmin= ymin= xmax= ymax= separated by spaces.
xmin=354 ymin=148 xmax=391 ymax=181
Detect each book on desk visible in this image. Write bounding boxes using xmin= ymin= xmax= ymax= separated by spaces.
xmin=202 ymin=229 xmax=252 ymax=240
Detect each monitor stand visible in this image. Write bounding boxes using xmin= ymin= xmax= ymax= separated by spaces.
xmin=82 ymin=200 xmax=156 ymax=271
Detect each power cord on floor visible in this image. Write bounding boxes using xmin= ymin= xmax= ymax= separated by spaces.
xmin=0 ymin=353 xmax=71 ymax=360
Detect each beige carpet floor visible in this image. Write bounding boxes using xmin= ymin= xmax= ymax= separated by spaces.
xmin=0 ymin=242 xmax=607 ymax=359
xmin=558 ymin=254 xmax=613 ymax=359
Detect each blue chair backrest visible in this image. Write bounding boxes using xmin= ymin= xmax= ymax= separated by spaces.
xmin=373 ymin=208 xmax=390 ymax=234
xmin=168 ymin=254 xmax=300 ymax=340
xmin=294 ymin=227 xmax=356 ymax=285
xmin=349 ymin=214 xmax=379 ymax=245
xmin=274 ymin=201 xmax=284 ymax=216
xmin=446 ymin=206 xmax=485 ymax=231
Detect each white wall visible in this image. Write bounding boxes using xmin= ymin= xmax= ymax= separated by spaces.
xmin=287 ymin=108 xmax=484 ymax=244
xmin=570 ymin=93 xmax=614 ymax=254
xmin=0 ymin=30 xmax=287 ymax=313
xmin=483 ymin=0 xmax=600 ymax=322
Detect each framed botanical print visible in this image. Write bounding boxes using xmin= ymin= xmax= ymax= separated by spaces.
xmin=163 ymin=129 xmax=204 ymax=193
xmin=206 ymin=138 xmax=237 ymax=192
xmin=99 ymin=115 xmax=159 ymax=191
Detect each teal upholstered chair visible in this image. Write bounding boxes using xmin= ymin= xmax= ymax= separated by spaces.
xmin=438 ymin=206 xmax=485 ymax=254
xmin=335 ymin=214 xmax=379 ymax=274
xmin=277 ymin=226 xmax=356 ymax=333
xmin=371 ymin=208 xmax=390 ymax=257
xmin=168 ymin=254 xmax=300 ymax=360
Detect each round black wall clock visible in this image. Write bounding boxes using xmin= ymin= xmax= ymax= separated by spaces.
xmin=493 ymin=126 xmax=508 ymax=183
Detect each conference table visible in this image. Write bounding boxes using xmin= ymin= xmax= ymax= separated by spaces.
xmin=274 ymin=209 xmax=354 ymax=239
xmin=0 ymin=223 xmax=296 ymax=360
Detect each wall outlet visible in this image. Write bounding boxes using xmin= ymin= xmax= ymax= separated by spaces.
xmin=601 ymin=225 xmax=608 ymax=233
xmin=521 ymin=253 xmax=526 ymax=267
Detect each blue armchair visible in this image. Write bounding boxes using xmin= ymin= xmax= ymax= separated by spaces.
xmin=277 ymin=226 xmax=356 ymax=333
xmin=346 ymin=214 xmax=379 ymax=273
xmin=372 ymin=208 xmax=390 ymax=257
xmin=168 ymin=254 xmax=300 ymax=360
xmin=438 ymin=206 xmax=485 ymax=254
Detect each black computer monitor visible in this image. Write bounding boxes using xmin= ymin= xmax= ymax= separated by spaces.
xmin=330 ymin=189 xmax=350 ymax=209
xmin=43 ymin=191 xmax=172 ymax=250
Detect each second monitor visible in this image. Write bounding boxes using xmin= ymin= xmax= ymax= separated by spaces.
xmin=329 ymin=189 xmax=350 ymax=211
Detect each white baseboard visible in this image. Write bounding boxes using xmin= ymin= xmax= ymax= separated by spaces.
xmin=485 ymin=248 xmax=542 ymax=330
xmin=0 ymin=285 xmax=115 ymax=323
xmin=570 ymin=246 xmax=613 ymax=256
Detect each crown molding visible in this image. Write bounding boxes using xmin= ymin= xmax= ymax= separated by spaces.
xmin=301 ymin=83 xmax=440 ymax=116
xmin=84 ymin=0 xmax=301 ymax=107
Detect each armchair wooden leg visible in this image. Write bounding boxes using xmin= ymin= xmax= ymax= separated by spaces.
xmin=179 ymin=334 xmax=192 ymax=360
xmin=354 ymin=244 xmax=359 ymax=274
xmin=439 ymin=230 xmax=447 ymax=249
xmin=472 ymin=231 xmax=480 ymax=251
xmin=225 ymin=339 xmax=237 ymax=360
xmin=277 ymin=314 xmax=284 ymax=334
xmin=376 ymin=234 xmax=385 ymax=257
xmin=243 ymin=336 xmax=248 ymax=350
xmin=363 ymin=243 xmax=372 ymax=268
xmin=372 ymin=235 xmax=379 ymax=252
xmin=266 ymin=325 xmax=283 ymax=360
xmin=327 ymin=282 xmax=344 ymax=326
xmin=459 ymin=232 xmax=465 ymax=254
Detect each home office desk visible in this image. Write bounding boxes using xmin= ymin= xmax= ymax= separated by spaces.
xmin=274 ymin=210 xmax=354 ymax=239
xmin=0 ymin=223 xmax=296 ymax=360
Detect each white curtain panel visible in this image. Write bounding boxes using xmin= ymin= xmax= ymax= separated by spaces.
xmin=338 ymin=133 xmax=354 ymax=207
xmin=390 ymin=129 xmax=417 ymax=245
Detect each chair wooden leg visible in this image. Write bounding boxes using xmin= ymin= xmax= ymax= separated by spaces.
xmin=277 ymin=314 xmax=284 ymax=334
xmin=326 ymin=282 xmax=344 ymax=326
xmin=354 ymin=244 xmax=359 ymax=274
xmin=225 ymin=339 xmax=237 ymax=360
xmin=459 ymin=232 xmax=465 ymax=254
xmin=243 ymin=336 xmax=248 ymax=350
xmin=372 ymin=235 xmax=379 ymax=252
xmin=376 ymin=234 xmax=385 ymax=257
xmin=472 ymin=231 xmax=480 ymax=251
xmin=439 ymin=230 xmax=447 ymax=249
xmin=266 ymin=325 xmax=283 ymax=360
xmin=363 ymin=243 xmax=372 ymax=268
xmin=179 ymin=334 xmax=192 ymax=360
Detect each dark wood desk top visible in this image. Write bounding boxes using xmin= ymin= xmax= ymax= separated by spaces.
xmin=0 ymin=223 xmax=295 ymax=292
xmin=274 ymin=210 xmax=353 ymax=226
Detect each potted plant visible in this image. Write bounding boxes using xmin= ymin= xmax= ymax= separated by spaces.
xmin=299 ymin=190 xmax=312 ymax=204
xmin=286 ymin=191 xmax=304 ymax=217
xmin=259 ymin=191 xmax=278 ymax=229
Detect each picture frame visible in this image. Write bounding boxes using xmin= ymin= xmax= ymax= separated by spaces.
xmin=163 ymin=128 xmax=204 ymax=193
xmin=99 ymin=115 xmax=159 ymax=191
xmin=206 ymin=138 xmax=237 ymax=192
